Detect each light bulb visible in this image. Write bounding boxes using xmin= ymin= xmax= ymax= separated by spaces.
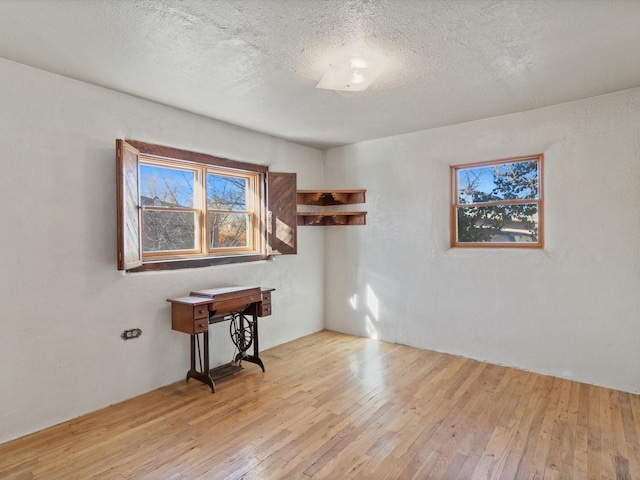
xmin=351 ymin=69 xmax=364 ymax=84
xmin=350 ymin=58 xmax=368 ymax=69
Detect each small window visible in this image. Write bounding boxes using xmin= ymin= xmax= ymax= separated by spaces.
xmin=451 ymin=154 xmax=544 ymax=248
xmin=116 ymin=140 xmax=297 ymax=271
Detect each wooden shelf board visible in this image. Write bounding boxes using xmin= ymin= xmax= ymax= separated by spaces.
xmin=297 ymin=189 xmax=366 ymax=206
xmin=297 ymin=211 xmax=367 ymax=226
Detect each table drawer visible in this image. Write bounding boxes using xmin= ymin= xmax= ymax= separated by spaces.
xmin=257 ymin=303 xmax=272 ymax=317
xmin=193 ymin=318 xmax=208 ymax=333
xmin=210 ymin=294 xmax=261 ymax=316
xmin=193 ymin=305 xmax=209 ymax=319
xmin=261 ymin=291 xmax=271 ymax=305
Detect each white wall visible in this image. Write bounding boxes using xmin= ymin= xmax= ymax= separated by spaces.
xmin=0 ymin=58 xmax=325 ymax=444
xmin=2 ymin=55 xmax=639 ymax=445
xmin=323 ymin=87 xmax=640 ymax=394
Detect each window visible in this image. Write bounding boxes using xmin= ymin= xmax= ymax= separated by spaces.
xmin=451 ymin=154 xmax=544 ymax=248
xmin=116 ymin=140 xmax=297 ymax=271
xmin=139 ymin=160 xmax=260 ymax=257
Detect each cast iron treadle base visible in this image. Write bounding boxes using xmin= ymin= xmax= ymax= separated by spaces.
xmin=210 ymin=362 xmax=243 ymax=381
xmin=235 ymin=353 xmax=265 ymax=372
xmin=187 ymin=362 xmax=243 ymax=393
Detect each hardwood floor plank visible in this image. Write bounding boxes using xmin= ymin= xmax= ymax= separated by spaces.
xmin=600 ymin=386 xmax=617 ymax=479
xmin=497 ymin=450 xmax=523 ymax=480
xmin=627 ymin=444 xmax=640 ymax=480
xmin=431 ymin=452 xmax=468 ymax=479
xmin=619 ymin=392 xmax=639 ymax=446
xmin=630 ymin=392 xmax=640 ymax=443
xmin=469 ymin=417 xmax=520 ymax=479
xmin=573 ymin=424 xmax=589 ymax=479
xmin=586 ymin=384 xmax=602 ymax=480
xmin=614 ymin=455 xmax=632 ymax=480
xmin=0 ymin=331 xmax=639 ymax=480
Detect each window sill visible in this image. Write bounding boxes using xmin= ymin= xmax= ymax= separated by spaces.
xmin=127 ymin=254 xmax=268 ymax=272
xmin=451 ymin=243 xmax=544 ymax=249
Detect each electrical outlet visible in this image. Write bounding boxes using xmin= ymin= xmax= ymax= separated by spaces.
xmin=121 ymin=328 xmax=142 ymax=340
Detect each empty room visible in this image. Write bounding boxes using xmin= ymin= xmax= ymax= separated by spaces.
xmin=0 ymin=1 xmax=639 ymax=479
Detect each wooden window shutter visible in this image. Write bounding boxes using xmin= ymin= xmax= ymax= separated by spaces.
xmin=267 ymin=172 xmax=297 ymax=255
xmin=116 ymin=139 xmax=143 ymax=270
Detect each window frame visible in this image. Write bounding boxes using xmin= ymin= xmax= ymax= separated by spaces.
xmin=205 ymin=168 xmax=260 ymax=256
xmin=450 ymin=154 xmax=544 ymax=249
xmin=139 ymin=158 xmax=204 ymax=259
xmin=116 ymin=139 xmax=297 ymax=272
xmin=138 ymin=158 xmax=264 ymax=261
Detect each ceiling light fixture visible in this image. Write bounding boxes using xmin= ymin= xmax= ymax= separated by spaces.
xmin=316 ymin=59 xmax=380 ymax=92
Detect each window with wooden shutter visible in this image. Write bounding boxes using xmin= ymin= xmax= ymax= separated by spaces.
xmin=116 ymin=140 xmax=297 ymax=271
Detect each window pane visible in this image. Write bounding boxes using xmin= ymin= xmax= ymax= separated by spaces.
xmin=457 ymin=160 xmax=538 ymax=204
xmin=142 ymin=210 xmax=197 ymax=252
xmin=140 ymin=165 xmax=195 ymax=208
xmin=208 ymin=212 xmax=250 ymax=248
xmin=207 ymin=174 xmax=247 ymax=211
xmin=456 ymin=204 xmax=539 ymax=243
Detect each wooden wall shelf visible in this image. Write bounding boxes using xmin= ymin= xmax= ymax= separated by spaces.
xmin=296 ymin=189 xmax=366 ymax=206
xmin=297 ymin=212 xmax=367 ymax=226
xmin=297 ymin=189 xmax=366 ymax=227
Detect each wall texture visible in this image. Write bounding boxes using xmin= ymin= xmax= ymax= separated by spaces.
xmin=0 ymin=59 xmax=325 ymax=444
xmin=323 ymin=87 xmax=640 ymax=394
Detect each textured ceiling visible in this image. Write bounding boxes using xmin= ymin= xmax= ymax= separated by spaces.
xmin=1 ymin=0 xmax=640 ymax=149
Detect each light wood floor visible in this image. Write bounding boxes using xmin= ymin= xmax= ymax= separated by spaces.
xmin=1 ymin=330 xmax=639 ymax=479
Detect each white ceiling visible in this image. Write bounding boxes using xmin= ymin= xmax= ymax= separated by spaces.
xmin=1 ymin=0 xmax=640 ymax=150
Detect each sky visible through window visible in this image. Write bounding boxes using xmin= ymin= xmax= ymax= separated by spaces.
xmin=207 ymin=174 xmax=247 ymax=211
xmin=140 ymin=164 xmax=194 ymax=207
xmin=140 ymin=165 xmax=248 ymax=210
xmin=457 ymin=161 xmax=538 ymax=204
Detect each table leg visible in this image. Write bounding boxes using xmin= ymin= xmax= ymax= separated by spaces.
xmin=186 ymin=332 xmax=216 ymax=393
